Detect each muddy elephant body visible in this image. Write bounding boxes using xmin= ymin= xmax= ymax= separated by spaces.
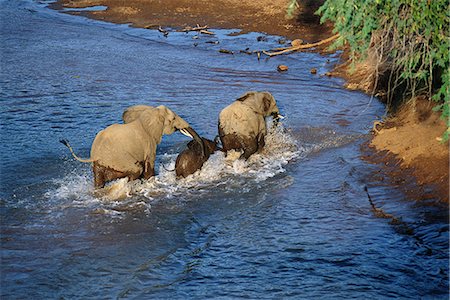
xmin=218 ymin=91 xmax=282 ymax=159
xmin=89 ymin=121 xmax=158 ymax=188
xmin=175 ymin=138 xmax=220 ymax=178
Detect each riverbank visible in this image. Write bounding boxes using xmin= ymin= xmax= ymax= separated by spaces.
xmin=52 ymin=0 xmax=448 ymax=202
xmin=50 ymin=0 xmax=332 ymax=41
xmin=366 ymin=98 xmax=449 ymax=202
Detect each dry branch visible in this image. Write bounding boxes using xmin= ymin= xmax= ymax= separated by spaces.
xmin=181 ymin=24 xmax=209 ymax=32
xmin=158 ymin=26 xmax=169 ymax=37
xmin=200 ymin=29 xmax=215 ymax=35
xmin=180 ymin=24 xmax=215 ymax=35
xmin=262 ymin=34 xmax=340 ymax=57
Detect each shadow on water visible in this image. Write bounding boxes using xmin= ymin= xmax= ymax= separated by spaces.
xmin=0 ymin=0 xmax=448 ymax=299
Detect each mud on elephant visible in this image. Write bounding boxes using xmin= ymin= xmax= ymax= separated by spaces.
xmin=175 ymin=137 xmax=221 ymax=178
xmin=61 ymin=105 xmax=205 ymax=188
xmin=218 ymin=91 xmax=283 ymax=159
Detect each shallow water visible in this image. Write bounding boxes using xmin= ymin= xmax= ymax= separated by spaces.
xmin=1 ymin=1 xmax=448 ymax=299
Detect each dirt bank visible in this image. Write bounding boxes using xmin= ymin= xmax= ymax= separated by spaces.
xmin=368 ymin=99 xmax=449 ymax=202
xmin=51 ymin=0 xmax=332 ymax=41
xmin=52 ymin=0 xmax=448 ymax=202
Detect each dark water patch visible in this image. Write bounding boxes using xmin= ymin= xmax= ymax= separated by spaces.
xmin=61 ymin=5 xmax=107 ymax=12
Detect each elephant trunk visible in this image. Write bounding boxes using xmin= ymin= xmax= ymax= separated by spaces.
xmin=185 ymin=127 xmax=206 ymax=157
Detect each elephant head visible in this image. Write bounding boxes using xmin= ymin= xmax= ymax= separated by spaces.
xmin=122 ymin=104 xmax=154 ymax=123
xmin=123 ymin=105 xmax=205 ymax=157
xmin=236 ymin=91 xmax=283 ymax=121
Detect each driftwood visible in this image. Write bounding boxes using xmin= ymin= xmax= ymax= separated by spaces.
xmin=262 ymin=34 xmax=340 ymax=57
xmin=181 ymin=24 xmax=208 ymax=32
xmin=157 ymin=24 xmax=216 ymax=37
xmin=219 ymin=49 xmax=234 ymax=54
xmin=180 ymin=24 xmax=215 ymax=35
xmin=200 ymin=29 xmax=215 ymax=35
xmin=158 ymin=26 xmax=169 ymax=37
xmin=144 ymin=24 xmax=159 ymax=29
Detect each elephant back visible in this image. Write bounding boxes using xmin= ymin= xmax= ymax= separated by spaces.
xmin=219 ymin=101 xmax=263 ymax=138
xmin=91 ymin=123 xmax=156 ymax=174
xmin=122 ymin=105 xmax=154 ymax=123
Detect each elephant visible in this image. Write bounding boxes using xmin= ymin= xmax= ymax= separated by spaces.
xmin=61 ymin=105 xmax=205 ymax=188
xmin=175 ymin=137 xmax=221 ymax=178
xmin=218 ymin=91 xmax=283 ymax=159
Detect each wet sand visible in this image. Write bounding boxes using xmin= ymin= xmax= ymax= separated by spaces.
xmin=369 ymin=99 xmax=449 ymax=202
xmin=51 ymin=0 xmax=333 ymax=42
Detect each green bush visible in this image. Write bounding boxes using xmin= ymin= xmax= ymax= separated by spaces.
xmin=310 ymin=0 xmax=449 ymax=141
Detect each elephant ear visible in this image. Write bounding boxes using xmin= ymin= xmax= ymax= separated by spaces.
xmin=157 ymin=106 xmax=176 ymax=132
xmin=260 ymin=92 xmax=279 ymax=116
xmin=138 ymin=108 xmax=165 ymax=142
xmin=122 ymin=105 xmax=154 ymax=123
xmin=262 ymin=92 xmax=273 ymax=112
xmin=236 ymin=91 xmax=257 ymax=102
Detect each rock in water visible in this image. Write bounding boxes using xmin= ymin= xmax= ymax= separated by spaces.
xmin=277 ymin=65 xmax=288 ymax=72
xmin=291 ymin=39 xmax=304 ymax=47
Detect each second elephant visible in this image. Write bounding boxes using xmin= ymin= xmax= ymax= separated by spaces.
xmin=175 ymin=138 xmax=220 ymax=178
xmin=218 ymin=91 xmax=282 ymax=159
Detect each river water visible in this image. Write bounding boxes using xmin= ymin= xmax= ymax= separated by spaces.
xmin=1 ymin=1 xmax=448 ymax=299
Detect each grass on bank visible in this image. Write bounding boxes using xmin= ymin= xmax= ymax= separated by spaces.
xmin=289 ymin=0 xmax=449 ymax=141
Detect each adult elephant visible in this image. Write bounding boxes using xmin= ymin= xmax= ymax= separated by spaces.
xmin=218 ymin=91 xmax=283 ymax=159
xmin=61 ymin=105 xmax=205 ymax=188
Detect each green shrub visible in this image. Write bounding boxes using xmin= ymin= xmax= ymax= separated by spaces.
xmin=311 ymin=0 xmax=449 ymax=141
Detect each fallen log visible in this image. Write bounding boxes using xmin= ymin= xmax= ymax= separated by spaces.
xmin=262 ymin=34 xmax=340 ymax=57
xmin=219 ymin=49 xmax=234 ymax=54
xmin=200 ymin=29 xmax=215 ymax=35
xmin=181 ymin=24 xmax=209 ymax=32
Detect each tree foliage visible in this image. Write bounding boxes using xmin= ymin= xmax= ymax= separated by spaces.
xmin=314 ymin=0 xmax=449 ymax=141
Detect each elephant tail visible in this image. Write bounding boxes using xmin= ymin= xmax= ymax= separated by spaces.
xmin=60 ymin=139 xmax=94 ymax=163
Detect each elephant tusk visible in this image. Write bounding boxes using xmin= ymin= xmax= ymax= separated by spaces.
xmin=179 ymin=128 xmax=194 ymax=139
xmin=272 ymin=113 xmax=284 ymax=127
xmin=272 ymin=112 xmax=285 ymax=121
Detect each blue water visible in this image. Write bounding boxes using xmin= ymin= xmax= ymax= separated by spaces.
xmin=1 ymin=1 xmax=448 ymax=299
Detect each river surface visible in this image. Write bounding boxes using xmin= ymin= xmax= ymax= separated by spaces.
xmin=1 ymin=1 xmax=448 ymax=299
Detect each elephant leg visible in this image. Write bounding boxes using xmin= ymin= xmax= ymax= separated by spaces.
xmin=220 ymin=133 xmax=243 ymax=153
xmin=257 ymin=134 xmax=265 ymax=152
xmin=93 ymin=163 xmax=105 ymax=189
xmin=240 ymin=137 xmax=258 ymax=160
xmin=93 ymin=162 xmax=140 ymax=188
xmin=142 ymin=160 xmax=155 ymax=179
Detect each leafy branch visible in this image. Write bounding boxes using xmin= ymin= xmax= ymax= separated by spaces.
xmin=316 ymin=0 xmax=449 ymax=141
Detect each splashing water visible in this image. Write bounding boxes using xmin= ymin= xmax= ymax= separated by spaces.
xmin=50 ymin=123 xmax=301 ymax=206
